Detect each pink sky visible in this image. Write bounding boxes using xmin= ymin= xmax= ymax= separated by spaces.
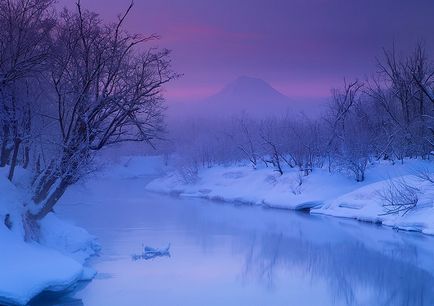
xmin=58 ymin=0 xmax=434 ymax=103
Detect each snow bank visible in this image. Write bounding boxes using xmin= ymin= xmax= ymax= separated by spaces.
xmin=313 ymin=175 xmax=434 ymax=234
xmin=39 ymin=213 xmax=101 ymax=264
xmin=147 ymin=165 xmax=349 ymax=209
xmin=146 ymin=159 xmax=434 ymax=234
xmin=0 ymin=225 xmax=83 ymax=305
xmin=0 ymin=169 xmax=26 ymax=239
xmin=0 ymin=167 xmax=99 ymax=305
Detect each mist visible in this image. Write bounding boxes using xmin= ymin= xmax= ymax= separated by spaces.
xmin=1 ymin=1 xmax=434 ymax=306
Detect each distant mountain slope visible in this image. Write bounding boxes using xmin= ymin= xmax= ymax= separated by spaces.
xmin=202 ymin=76 xmax=294 ymax=116
xmin=168 ymin=76 xmax=326 ymax=119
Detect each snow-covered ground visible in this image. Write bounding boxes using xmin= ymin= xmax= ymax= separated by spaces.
xmin=2 ymin=154 xmax=433 ymax=304
xmin=0 ymin=155 xmax=165 ymax=305
xmin=313 ymin=174 xmax=434 ymax=235
xmin=0 ymin=167 xmax=99 ymax=305
xmin=146 ymin=159 xmax=434 ymax=235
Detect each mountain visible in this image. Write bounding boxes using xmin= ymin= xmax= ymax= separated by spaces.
xmin=167 ymin=76 xmax=325 ymax=120
xmin=202 ymin=76 xmax=295 ymax=117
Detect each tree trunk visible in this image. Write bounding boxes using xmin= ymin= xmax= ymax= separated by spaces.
xmin=273 ymin=152 xmax=283 ymax=175
xmin=8 ymin=137 xmax=21 ymax=181
xmin=32 ymin=178 xmax=70 ymax=220
xmin=0 ymin=125 xmax=11 ymax=167
xmin=23 ymin=145 xmax=30 ymax=169
xmin=31 ymin=155 xmax=42 ymax=185
xmin=22 ymin=211 xmax=40 ymax=242
xmin=32 ymin=161 xmax=57 ymax=203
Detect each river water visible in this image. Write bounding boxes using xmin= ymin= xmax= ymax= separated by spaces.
xmin=34 ymin=174 xmax=434 ymax=306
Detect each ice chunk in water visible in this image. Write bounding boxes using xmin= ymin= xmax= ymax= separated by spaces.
xmin=132 ymin=244 xmax=171 ymax=261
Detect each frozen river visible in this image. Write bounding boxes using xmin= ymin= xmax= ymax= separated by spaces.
xmin=33 ymin=174 xmax=434 ymax=306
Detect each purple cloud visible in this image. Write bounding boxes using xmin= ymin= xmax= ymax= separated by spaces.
xmin=57 ymin=0 xmax=434 ymax=102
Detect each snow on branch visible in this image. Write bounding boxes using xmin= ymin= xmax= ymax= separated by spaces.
xmin=379 ymin=178 xmax=419 ymax=216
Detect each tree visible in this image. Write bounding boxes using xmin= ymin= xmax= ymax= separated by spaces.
xmin=407 ymin=44 xmax=434 ymax=148
xmin=379 ymin=178 xmax=419 ymax=216
xmin=259 ymin=118 xmax=285 ymax=175
xmin=28 ymin=2 xmax=177 ymax=224
xmin=288 ymin=117 xmax=325 ymax=176
xmin=231 ymin=114 xmax=259 ymax=169
xmin=325 ymin=80 xmax=371 ymax=181
xmin=368 ymin=44 xmax=433 ymax=160
xmin=0 ymin=0 xmax=54 ymax=182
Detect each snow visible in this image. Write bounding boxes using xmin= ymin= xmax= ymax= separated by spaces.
xmin=147 ymin=159 xmax=434 ymax=235
xmin=132 ymin=244 xmax=171 ymax=261
xmin=39 ymin=213 xmax=101 ymax=264
xmin=0 ymin=167 xmax=99 ymax=305
xmin=0 ymin=155 xmax=163 ymax=304
xmin=1 ymin=154 xmax=433 ymax=304
xmin=313 ymin=174 xmax=434 ymax=235
xmin=0 ymin=224 xmax=83 ymax=305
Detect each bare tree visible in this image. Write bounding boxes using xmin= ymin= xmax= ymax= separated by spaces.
xmin=416 ymin=167 xmax=434 ymax=184
xmin=368 ymin=44 xmax=433 ymax=160
xmin=407 ymin=43 xmax=434 ymax=148
xmin=379 ymin=178 xmax=419 ymax=216
xmin=231 ymin=114 xmax=259 ymax=169
xmin=286 ymin=117 xmax=325 ymax=176
xmin=325 ymin=80 xmax=372 ymax=181
xmin=28 ymin=2 xmax=177 ymax=224
xmin=0 ymin=0 xmax=55 ymax=181
xmin=259 ymin=118 xmax=285 ymax=175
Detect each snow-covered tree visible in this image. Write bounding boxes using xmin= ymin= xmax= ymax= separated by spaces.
xmin=28 ymin=2 xmax=177 ymax=223
xmin=0 ymin=0 xmax=54 ymax=181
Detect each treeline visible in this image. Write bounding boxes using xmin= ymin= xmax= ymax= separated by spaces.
xmin=167 ymin=44 xmax=433 ymax=183
xmin=0 ymin=0 xmax=175 ymax=231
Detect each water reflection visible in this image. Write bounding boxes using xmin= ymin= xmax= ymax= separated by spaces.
xmin=28 ymin=281 xmax=89 ymax=306
xmin=177 ymin=205 xmax=434 ymax=306
xmin=237 ymin=230 xmax=434 ymax=305
xmin=53 ymin=180 xmax=434 ymax=306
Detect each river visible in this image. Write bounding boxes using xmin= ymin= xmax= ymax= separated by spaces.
xmin=31 ymin=173 xmax=434 ymax=306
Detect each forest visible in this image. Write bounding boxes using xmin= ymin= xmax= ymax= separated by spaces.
xmin=166 ymin=45 xmax=434 ymax=185
xmin=2 ymin=0 xmax=434 ymax=305
xmin=1 ymin=0 xmax=433 ymax=232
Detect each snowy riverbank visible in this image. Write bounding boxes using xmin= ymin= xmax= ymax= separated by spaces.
xmin=0 ymin=167 xmax=99 ymax=305
xmin=2 ymin=155 xmax=432 ymax=304
xmin=146 ymin=159 xmax=434 ymax=235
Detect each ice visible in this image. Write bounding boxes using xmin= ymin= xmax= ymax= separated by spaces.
xmin=132 ymin=244 xmax=171 ymax=261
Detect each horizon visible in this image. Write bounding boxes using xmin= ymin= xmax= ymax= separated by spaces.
xmin=1 ymin=1 xmax=434 ymax=305
xmin=57 ymin=0 xmax=434 ymax=104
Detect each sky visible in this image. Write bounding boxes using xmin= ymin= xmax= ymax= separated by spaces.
xmin=58 ymin=0 xmax=434 ymax=103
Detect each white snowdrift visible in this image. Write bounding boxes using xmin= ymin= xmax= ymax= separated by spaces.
xmin=313 ymin=175 xmax=434 ymax=235
xmin=0 ymin=225 xmax=83 ymax=305
xmin=0 ymin=167 xmax=99 ymax=305
xmin=146 ymin=159 xmax=434 ymax=234
xmin=39 ymin=213 xmax=100 ymax=264
xmin=147 ymin=165 xmax=351 ymax=209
